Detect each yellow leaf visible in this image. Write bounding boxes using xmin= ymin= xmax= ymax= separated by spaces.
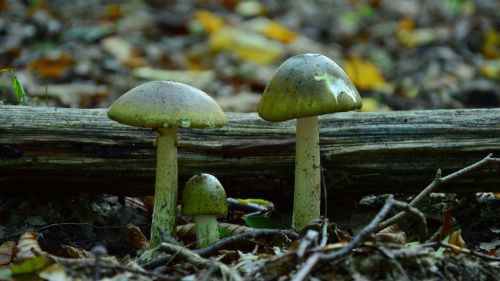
xmin=483 ymin=30 xmax=500 ymax=59
xmin=448 ymin=229 xmax=466 ymax=252
xmin=481 ymin=59 xmax=500 ymax=80
xmin=210 ymin=27 xmax=285 ymax=65
xmin=344 ymin=56 xmax=387 ymax=90
xmin=193 ymin=10 xmax=225 ymax=34
xmin=245 ymin=18 xmax=297 ymax=44
xmin=360 ymin=97 xmax=383 ymax=112
xmin=262 ymin=21 xmax=297 ymax=43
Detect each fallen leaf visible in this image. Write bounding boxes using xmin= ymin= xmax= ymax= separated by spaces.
xmin=210 ymin=27 xmax=285 ymax=65
xmin=0 ymin=241 xmax=15 ymax=265
xmin=193 ymin=10 xmax=225 ymax=34
xmin=448 ymin=229 xmax=466 ymax=250
xmin=60 ymin=245 xmax=92 ymax=258
xmin=38 ymin=263 xmax=70 ymax=281
xmin=396 ymin=18 xmax=450 ymax=48
xmin=483 ymin=30 xmax=500 ymax=59
xmin=245 ymin=18 xmax=297 ymax=43
xmin=127 ymin=224 xmax=150 ymax=251
xmin=481 ymin=59 xmax=500 ymax=80
xmin=16 ymin=230 xmax=42 ymax=261
xmin=344 ymin=56 xmax=387 ymax=90
xmin=235 ymin=1 xmax=267 ymax=17
xmin=375 ymin=225 xmax=406 ymax=244
xmin=27 ymin=52 xmax=72 ymax=79
xmin=10 ymin=256 xmax=52 ymax=275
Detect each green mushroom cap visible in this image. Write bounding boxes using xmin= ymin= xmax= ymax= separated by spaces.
xmin=258 ymin=53 xmax=362 ymax=122
xmin=108 ymin=81 xmax=227 ymax=129
xmin=183 ymin=173 xmax=228 ymax=217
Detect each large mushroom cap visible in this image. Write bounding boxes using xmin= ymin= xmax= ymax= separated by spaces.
xmin=108 ymin=81 xmax=227 ymax=129
xmin=258 ymin=53 xmax=362 ymax=122
xmin=182 ymin=173 xmax=227 ymax=217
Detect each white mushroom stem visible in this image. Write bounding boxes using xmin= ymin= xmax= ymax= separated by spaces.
xmin=194 ymin=215 xmax=220 ymax=248
xmin=293 ymin=116 xmax=321 ymax=231
xmin=150 ymin=127 xmax=178 ymax=247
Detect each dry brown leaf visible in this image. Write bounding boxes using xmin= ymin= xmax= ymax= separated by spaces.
xmin=61 ymin=245 xmax=92 ymax=258
xmin=0 ymin=241 xmax=16 ymax=265
xmin=127 ymin=224 xmax=150 ymax=250
xmin=27 ymin=52 xmax=72 ymax=79
xmin=375 ymin=224 xmax=407 ymax=244
xmin=448 ymin=229 xmax=466 ymax=251
xmin=16 ymin=230 xmax=42 ymax=261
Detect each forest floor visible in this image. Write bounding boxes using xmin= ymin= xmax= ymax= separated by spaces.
xmin=0 ymin=0 xmax=499 ymax=280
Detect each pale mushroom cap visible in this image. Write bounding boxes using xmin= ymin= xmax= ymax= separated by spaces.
xmin=258 ymin=53 xmax=362 ymax=122
xmin=108 ymin=81 xmax=227 ymax=129
xmin=182 ymin=173 xmax=228 ymax=217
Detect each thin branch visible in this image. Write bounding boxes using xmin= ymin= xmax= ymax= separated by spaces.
xmin=194 ymin=229 xmax=298 ymax=258
xmin=377 ymin=154 xmax=498 ymax=232
xmin=320 ymin=194 xmax=394 ymax=261
xmin=159 ymin=242 xmax=243 ymax=281
xmin=290 ymin=195 xmax=395 ymax=281
xmin=291 ymin=253 xmax=320 ymax=281
xmin=422 ymin=241 xmax=500 ymax=261
xmin=391 ymin=200 xmax=428 ymax=242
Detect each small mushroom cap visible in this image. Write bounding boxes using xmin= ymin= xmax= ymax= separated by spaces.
xmin=258 ymin=53 xmax=362 ymax=122
xmin=108 ymin=81 xmax=227 ymax=129
xmin=182 ymin=173 xmax=228 ymax=217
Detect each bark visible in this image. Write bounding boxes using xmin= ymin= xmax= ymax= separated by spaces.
xmin=0 ymin=105 xmax=499 ymax=203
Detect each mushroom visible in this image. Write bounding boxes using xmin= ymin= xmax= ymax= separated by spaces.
xmin=257 ymin=53 xmax=362 ymax=231
xmin=182 ymin=173 xmax=227 ymax=248
xmin=107 ymin=81 xmax=227 ymax=247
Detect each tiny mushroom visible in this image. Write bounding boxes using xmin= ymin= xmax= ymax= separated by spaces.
xmin=182 ymin=173 xmax=228 ymax=248
xmin=257 ymin=53 xmax=362 ymax=231
xmin=107 ymin=81 xmax=227 ymax=247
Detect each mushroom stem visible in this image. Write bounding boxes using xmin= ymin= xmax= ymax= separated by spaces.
xmin=293 ymin=116 xmax=321 ymax=231
xmin=194 ymin=215 xmax=219 ymax=248
xmin=150 ymin=127 xmax=178 ymax=247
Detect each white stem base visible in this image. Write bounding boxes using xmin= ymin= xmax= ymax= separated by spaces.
xmin=194 ymin=215 xmax=219 ymax=248
xmin=150 ymin=127 xmax=178 ymax=247
xmin=293 ymin=116 xmax=321 ymax=231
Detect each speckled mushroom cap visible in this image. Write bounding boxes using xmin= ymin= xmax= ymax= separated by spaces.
xmin=182 ymin=173 xmax=227 ymax=217
xmin=108 ymin=81 xmax=227 ymax=129
xmin=258 ymin=53 xmax=362 ymax=122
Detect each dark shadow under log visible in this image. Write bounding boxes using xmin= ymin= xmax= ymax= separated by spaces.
xmin=0 ymin=105 xmax=499 ymax=203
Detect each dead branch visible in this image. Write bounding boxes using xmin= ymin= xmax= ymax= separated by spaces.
xmin=376 ymin=154 xmax=499 ymax=232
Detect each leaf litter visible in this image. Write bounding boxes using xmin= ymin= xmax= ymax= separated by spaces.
xmin=0 ymin=0 xmax=499 ymax=280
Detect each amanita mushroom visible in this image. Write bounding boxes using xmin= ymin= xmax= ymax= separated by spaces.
xmin=107 ymin=81 xmax=227 ymax=247
xmin=257 ymin=53 xmax=362 ymax=231
xmin=182 ymin=173 xmax=227 ymax=248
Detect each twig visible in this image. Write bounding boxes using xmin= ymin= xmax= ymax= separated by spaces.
xmin=140 ymin=254 xmax=172 ymax=270
xmin=291 ymin=253 xmax=320 ymax=281
xmin=320 ymin=195 xmax=395 ymax=261
xmin=194 ymin=229 xmax=298 ymax=258
xmin=33 ymin=248 xmax=174 ymax=280
xmin=422 ymin=241 xmax=500 ymax=261
xmin=159 ymin=242 xmax=243 ymax=281
xmin=227 ymin=198 xmax=269 ymax=216
xmin=376 ymin=154 xmax=498 ymax=232
xmin=391 ymin=200 xmax=428 ymax=242
xmin=291 ymin=195 xmax=395 ymax=281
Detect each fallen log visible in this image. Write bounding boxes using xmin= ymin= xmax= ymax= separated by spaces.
xmin=0 ymin=105 xmax=499 ymax=202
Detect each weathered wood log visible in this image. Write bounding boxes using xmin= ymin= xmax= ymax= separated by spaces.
xmin=0 ymin=105 xmax=499 ymax=202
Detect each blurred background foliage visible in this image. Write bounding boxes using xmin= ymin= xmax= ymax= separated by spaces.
xmin=0 ymin=0 xmax=499 ymax=111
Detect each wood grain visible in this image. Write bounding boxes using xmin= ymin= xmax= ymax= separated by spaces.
xmin=0 ymin=105 xmax=499 ymax=202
